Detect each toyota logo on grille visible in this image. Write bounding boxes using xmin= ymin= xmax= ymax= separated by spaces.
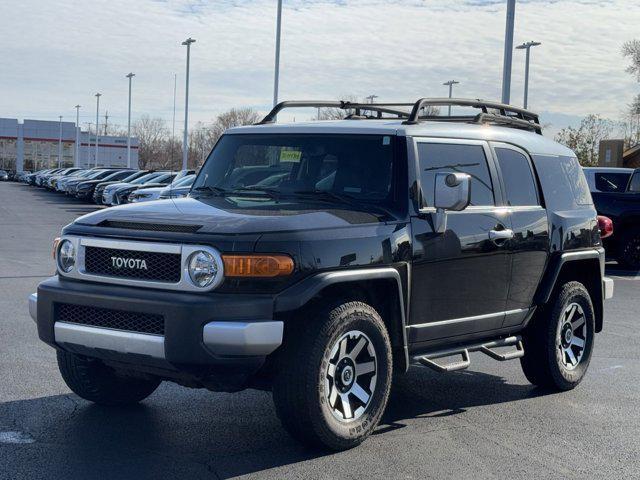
xmin=111 ymin=256 xmax=148 ymax=270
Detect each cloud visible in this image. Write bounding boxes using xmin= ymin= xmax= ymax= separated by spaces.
xmin=0 ymin=0 xmax=637 ymax=135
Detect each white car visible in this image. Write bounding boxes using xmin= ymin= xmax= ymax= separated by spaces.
xmin=129 ymin=174 xmax=195 ymax=203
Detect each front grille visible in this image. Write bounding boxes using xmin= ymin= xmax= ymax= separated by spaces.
xmin=84 ymin=246 xmax=181 ymax=282
xmin=98 ymin=220 xmax=202 ymax=233
xmin=56 ymin=303 xmax=165 ymax=335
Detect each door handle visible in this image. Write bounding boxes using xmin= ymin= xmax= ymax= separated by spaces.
xmin=489 ymin=228 xmax=514 ymax=243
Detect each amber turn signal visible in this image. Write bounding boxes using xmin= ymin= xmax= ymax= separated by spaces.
xmin=222 ymin=254 xmax=294 ymax=278
xmin=52 ymin=237 xmax=61 ymax=260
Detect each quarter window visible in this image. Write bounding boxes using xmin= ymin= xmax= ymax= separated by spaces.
xmin=495 ymin=148 xmax=539 ymax=206
xmin=417 ymin=143 xmax=494 ymax=207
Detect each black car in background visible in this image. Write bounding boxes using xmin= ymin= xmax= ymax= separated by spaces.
xmin=93 ymin=170 xmax=152 ymax=204
xmin=74 ymin=169 xmax=135 ymax=200
xmin=584 ymin=167 xmax=640 ymax=269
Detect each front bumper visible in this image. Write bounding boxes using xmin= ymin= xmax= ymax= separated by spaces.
xmin=31 ymin=277 xmax=283 ymax=373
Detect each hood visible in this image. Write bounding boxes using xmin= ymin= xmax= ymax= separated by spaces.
xmin=75 ymin=197 xmax=386 ymax=234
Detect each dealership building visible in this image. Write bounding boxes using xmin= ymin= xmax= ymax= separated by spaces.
xmin=0 ymin=117 xmax=139 ymax=172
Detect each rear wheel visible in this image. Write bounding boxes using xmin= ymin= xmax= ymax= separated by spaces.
xmin=520 ymin=281 xmax=595 ymax=391
xmin=272 ymin=301 xmax=393 ymax=451
xmin=618 ymin=231 xmax=640 ymax=270
xmin=57 ymin=351 xmax=161 ymax=405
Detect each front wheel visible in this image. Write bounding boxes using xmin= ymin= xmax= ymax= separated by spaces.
xmin=618 ymin=232 xmax=640 ymax=270
xmin=520 ymin=281 xmax=595 ymax=391
xmin=272 ymin=301 xmax=393 ymax=451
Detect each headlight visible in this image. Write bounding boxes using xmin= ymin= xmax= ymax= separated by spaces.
xmin=57 ymin=239 xmax=76 ymax=273
xmin=188 ymin=251 xmax=219 ymax=288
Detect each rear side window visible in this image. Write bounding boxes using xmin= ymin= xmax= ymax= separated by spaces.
xmin=531 ymin=155 xmax=593 ymax=209
xmin=495 ymin=148 xmax=539 ymax=206
xmin=417 ymin=143 xmax=494 ymax=206
xmin=594 ymin=172 xmax=632 ymax=192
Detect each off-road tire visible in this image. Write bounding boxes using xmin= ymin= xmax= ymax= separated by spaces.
xmin=520 ymin=281 xmax=595 ymax=391
xmin=272 ymin=301 xmax=393 ymax=451
xmin=57 ymin=351 xmax=161 ymax=405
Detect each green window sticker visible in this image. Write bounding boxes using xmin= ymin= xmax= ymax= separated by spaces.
xmin=280 ymin=149 xmax=302 ymax=163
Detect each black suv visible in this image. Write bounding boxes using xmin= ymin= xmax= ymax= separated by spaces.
xmin=29 ymin=99 xmax=614 ymax=450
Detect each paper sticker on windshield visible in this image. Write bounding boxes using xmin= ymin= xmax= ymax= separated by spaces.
xmin=280 ymin=149 xmax=302 ymax=163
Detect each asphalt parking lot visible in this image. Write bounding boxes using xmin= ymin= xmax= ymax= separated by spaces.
xmin=0 ymin=181 xmax=639 ymax=480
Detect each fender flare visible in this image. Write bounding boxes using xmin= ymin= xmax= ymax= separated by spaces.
xmin=274 ymin=267 xmax=409 ymax=371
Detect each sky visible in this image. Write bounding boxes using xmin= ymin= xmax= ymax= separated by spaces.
xmin=0 ymin=0 xmax=638 ymax=137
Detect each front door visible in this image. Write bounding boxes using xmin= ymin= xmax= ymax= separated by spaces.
xmin=409 ymin=138 xmax=511 ymax=345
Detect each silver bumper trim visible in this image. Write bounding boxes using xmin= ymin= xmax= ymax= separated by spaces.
xmin=28 ymin=293 xmax=38 ymax=322
xmin=54 ymin=322 xmax=166 ymax=359
xmin=202 ymin=321 xmax=283 ymax=356
xmin=603 ymin=277 xmax=614 ymax=300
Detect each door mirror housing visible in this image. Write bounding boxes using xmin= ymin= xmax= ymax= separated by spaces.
xmin=432 ymin=172 xmax=471 ymax=233
xmin=434 ymin=172 xmax=471 ymax=211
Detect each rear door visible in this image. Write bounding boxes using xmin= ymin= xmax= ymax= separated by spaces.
xmin=490 ymin=143 xmax=549 ymax=327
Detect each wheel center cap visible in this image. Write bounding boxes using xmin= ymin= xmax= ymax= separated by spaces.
xmin=341 ymin=365 xmax=354 ymax=386
xmin=564 ymin=328 xmax=573 ymax=344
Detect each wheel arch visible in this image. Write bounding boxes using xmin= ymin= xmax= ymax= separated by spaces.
xmin=274 ymin=268 xmax=410 ymax=372
xmin=535 ymin=250 xmax=604 ymax=332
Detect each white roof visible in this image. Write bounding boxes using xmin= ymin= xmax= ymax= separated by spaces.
xmin=227 ymin=119 xmax=574 ymax=157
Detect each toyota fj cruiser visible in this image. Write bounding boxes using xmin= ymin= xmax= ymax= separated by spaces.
xmin=29 ymin=98 xmax=614 ymax=450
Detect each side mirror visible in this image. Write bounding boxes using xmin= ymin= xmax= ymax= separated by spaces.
xmin=433 ymin=172 xmax=471 ymax=232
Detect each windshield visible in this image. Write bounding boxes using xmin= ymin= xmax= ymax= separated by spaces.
xmin=172 ymin=174 xmax=195 ymax=188
xmin=129 ymin=172 xmax=162 ymax=184
xmin=192 ymin=134 xmax=397 ymax=210
xmin=121 ymin=171 xmax=148 ymax=182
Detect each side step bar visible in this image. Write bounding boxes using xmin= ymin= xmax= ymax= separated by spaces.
xmin=413 ymin=336 xmax=524 ymax=373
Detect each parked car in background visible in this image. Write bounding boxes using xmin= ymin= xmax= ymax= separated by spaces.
xmin=131 ymin=174 xmax=196 ymax=203
xmin=15 ymin=171 xmax=31 ymax=182
xmin=56 ymin=169 xmax=95 ymax=192
xmin=64 ymin=169 xmax=114 ymax=195
xmin=74 ymin=169 xmax=134 ymax=200
xmin=117 ymin=172 xmax=177 ymax=205
xmin=584 ymin=167 xmax=640 ymax=269
xmin=0 ymin=170 xmax=8 ymax=181
xmin=47 ymin=168 xmax=83 ymax=190
xmin=35 ymin=168 xmax=64 ymax=186
xmin=101 ymin=172 xmax=168 ymax=206
xmin=93 ymin=170 xmax=152 ymax=204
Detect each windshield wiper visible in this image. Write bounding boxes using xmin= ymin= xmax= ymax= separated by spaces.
xmin=191 ymin=185 xmax=229 ymax=196
xmin=293 ymin=190 xmax=395 ymax=218
xmin=230 ymin=186 xmax=281 ymax=199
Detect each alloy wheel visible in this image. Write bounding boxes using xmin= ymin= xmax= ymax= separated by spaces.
xmin=556 ymin=302 xmax=587 ymax=371
xmin=325 ymin=330 xmax=377 ymax=422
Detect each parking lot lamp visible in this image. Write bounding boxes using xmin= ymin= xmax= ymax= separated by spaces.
xmin=126 ymin=73 xmax=135 ymax=169
xmin=182 ymin=38 xmax=195 ymax=171
xmin=58 ymin=116 xmax=63 ymax=168
xmin=516 ymin=41 xmax=541 ymax=109
xmin=442 ymin=80 xmax=460 ymax=116
xmin=501 ymin=0 xmax=516 ymax=104
xmin=74 ymin=105 xmax=81 ymax=167
xmin=94 ymin=93 xmax=101 ymax=167
xmin=273 ymin=0 xmax=283 ymax=107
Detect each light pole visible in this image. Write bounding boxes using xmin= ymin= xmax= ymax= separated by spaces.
xmin=442 ymin=80 xmax=460 ymax=116
xmin=501 ymin=0 xmax=516 ymax=104
xmin=74 ymin=105 xmax=81 ymax=167
xmin=126 ymin=73 xmax=135 ymax=168
xmin=516 ymin=41 xmax=541 ymax=109
xmin=365 ymin=95 xmax=378 ymax=103
xmin=273 ymin=0 xmax=283 ymax=107
xmin=182 ymin=37 xmax=195 ymax=171
xmin=94 ymin=93 xmax=101 ymax=167
xmin=58 ymin=116 xmax=63 ymax=168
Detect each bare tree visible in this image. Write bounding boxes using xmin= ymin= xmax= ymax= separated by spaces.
xmin=555 ymin=114 xmax=614 ymax=166
xmin=316 ymin=95 xmax=440 ymax=121
xmin=133 ymin=116 xmax=171 ymax=169
xmin=622 ymin=39 xmax=640 ymax=81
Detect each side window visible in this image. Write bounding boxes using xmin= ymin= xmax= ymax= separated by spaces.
xmin=594 ymin=172 xmax=632 ymax=192
xmin=495 ymin=147 xmax=539 ymax=206
xmin=417 ymin=143 xmax=494 ymax=207
xmin=628 ymin=172 xmax=640 ymax=192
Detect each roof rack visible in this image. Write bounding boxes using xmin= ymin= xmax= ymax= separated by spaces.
xmin=258 ymin=98 xmax=542 ymax=134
